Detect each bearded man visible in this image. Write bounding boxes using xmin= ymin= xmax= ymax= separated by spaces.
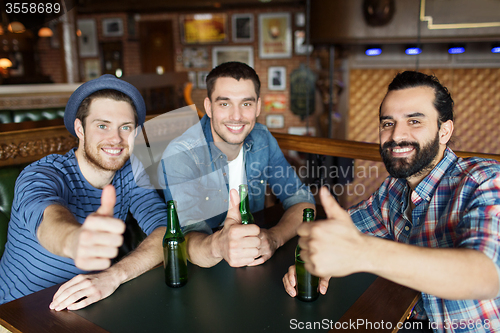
xmin=0 ymin=75 xmax=168 ymax=311
xmin=283 ymin=71 xmax=500 ymax=333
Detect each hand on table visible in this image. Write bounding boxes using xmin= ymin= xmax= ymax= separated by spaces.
xmin=296 ymin=187 xmax=369 ymax=278
xmin=213 ymin=189 xmax=264 ymax=267
xmin=49 ymin=269 xmax=121 ymax=311
xmin=70 ymin=185 xmax=126 ymax=271
xmin=283 ymin=265 xmax=329 ymax=298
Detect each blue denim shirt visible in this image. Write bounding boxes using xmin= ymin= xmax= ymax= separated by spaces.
xmin=159 ymin=115 xmax=314 ymax=234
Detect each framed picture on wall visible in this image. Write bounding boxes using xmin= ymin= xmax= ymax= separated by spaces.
xmin=268 ymin=66 xmax=286 ymax=90
xmin=181 ymin=13 xmax=228 ymax=44
xmin=212 ymin=46 xmax=254 ymax=68
xmin=266 ymin=114 xmax=285 ymax=129
xmin=102 ymin=18 xmax=124 ymax=37
xmin=77 ymin=19 xmax=98 ymax=57
xmin=198 ymin=71 xmax=209 ymax=89
xmin=258 ymin=12 xmax=291 ymax=59
xmin=232 ymin=14 xmax=253 ymax=42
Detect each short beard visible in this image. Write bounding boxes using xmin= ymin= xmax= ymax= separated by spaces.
xmin=380 ymin=133 xmax=440 ymax=179
xmin=83 ymin=139 xmax=129 ymax=172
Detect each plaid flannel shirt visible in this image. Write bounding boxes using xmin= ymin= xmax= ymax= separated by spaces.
xmin=349 ymin=148 xmax=500 ymax=333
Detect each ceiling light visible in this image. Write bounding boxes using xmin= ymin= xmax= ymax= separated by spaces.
xmin=448 ymin=45 xmax=465 ymax=54
xmin=365 ymin=47 xmax=382 ymax=56
xmin=7 ymin=22 xmax=25 ymax=33
xmin=405 ymin=46 xmax=421 ymax=55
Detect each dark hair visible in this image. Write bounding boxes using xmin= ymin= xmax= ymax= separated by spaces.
xmin=76 ymin=89 xmax=138 ymax=131
xmin=205 ymin=62 xmax=261 ymax=100
xmin=382 ymin=71 xmax=454 ymax=127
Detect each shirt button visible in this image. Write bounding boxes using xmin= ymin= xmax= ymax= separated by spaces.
xmin=224 ymin=199 xmax=227 ymax=203
xmin=205 ymin=197 xmax=209 ymax=200
xmin=405 ymin=226 xmax=410 ymax=231
xmin=223 ymin=173 xmax=226 ymax=176
xmin=220 ymin=156 xmax=223 ymax=159
xmin=260 ymin=180 xmax=264 ymax=183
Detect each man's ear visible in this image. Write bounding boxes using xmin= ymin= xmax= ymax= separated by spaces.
xmin=204 ymin=97 xmax=212 ymax=118
xmin=256 ymin=97 xmax=261 ymax=118
xmin=74 ymin=118 xmax=85 ymax=141
xmin=439 ymin=120 xmax=454 ymax=145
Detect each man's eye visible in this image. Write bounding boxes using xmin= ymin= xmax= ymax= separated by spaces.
xmin=98 ymin=124 xmax=106 ymax=129
xmin=243 ymin=102 xmax=252 ymax=107
xmin=409 ymin=119 xmax=420 ymax=125
xmin=381 ymin=122 xmax=392 ymax=128
xmin=122 ymin=125 xmax=130 ymax=131
xmin=220 ymin=102 xmax=228 ymax=107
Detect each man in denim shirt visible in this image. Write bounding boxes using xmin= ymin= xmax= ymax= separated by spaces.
xmin=159 ymin=62 xmax=315 ymax=268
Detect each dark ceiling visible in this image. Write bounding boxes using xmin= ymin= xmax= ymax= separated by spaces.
xmin=76 ymin=0 xmax=304 ymax=14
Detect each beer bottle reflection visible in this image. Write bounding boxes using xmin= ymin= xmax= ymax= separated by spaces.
xmin=239 ymin=184 xmax=254 ymax=225
xmin=163 ymin=200 xmax=188 ymax=287
xmin=295 ymin=208 xmax=319 ymax=301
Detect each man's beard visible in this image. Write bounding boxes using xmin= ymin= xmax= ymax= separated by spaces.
xmin=380 ymin=133 xmax=440 ymax=179
xmin=83 ymin=140 xmax=129 ymax=172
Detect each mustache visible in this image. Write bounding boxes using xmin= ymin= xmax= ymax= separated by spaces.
xmin=381 ymin=140 xmax=419 ymax=151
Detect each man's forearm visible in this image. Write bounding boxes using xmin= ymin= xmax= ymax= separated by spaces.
xmin=185 ymin=231 xmax=223 ymax=268
xmin=363 ymin=236 xmax=499 ymax=300
xmin=270 ymin=202 xmax=315 ymax=248
xmin=37 ymin=204 xmax=81 ymax=258
xmin=109 ymin=227 xmax=166 ymax=284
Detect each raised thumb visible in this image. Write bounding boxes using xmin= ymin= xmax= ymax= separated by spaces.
xmin=319 ymin=186 xmax=345 ymax=220
xmin=225 ymin=188 xmax=242 ymax=225
xmin=96 ymin=184 xmax=116 ymax=217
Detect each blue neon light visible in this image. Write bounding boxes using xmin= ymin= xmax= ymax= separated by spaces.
xmin=405 ymin=47 xmax=422 ymax=55
xmin=492 ymin=46 xmax=500 ymax=54
xmin=448 ymin=47 xmax=465 ymax=54
xmin=365 ymin=48 xmax=382 ymax=56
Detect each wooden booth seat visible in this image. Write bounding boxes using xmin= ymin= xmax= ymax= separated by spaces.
xmin=0 ymin=108 xmax=66 ymax=124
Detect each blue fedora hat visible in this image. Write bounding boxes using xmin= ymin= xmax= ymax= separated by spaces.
xmin=64 ymin=74 xmax=146 ymax=137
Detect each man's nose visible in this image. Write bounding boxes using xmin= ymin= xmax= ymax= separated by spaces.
xmin=391 ymin=123 xmax=409 ymax=143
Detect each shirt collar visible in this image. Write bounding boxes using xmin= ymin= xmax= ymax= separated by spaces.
xmin=412 ymin=147 xmax=458 ymax=204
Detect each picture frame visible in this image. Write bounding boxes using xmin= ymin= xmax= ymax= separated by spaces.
xmin=232 ymin=14 xmax=253 ymax=43
xmin=212 ymin=46 xmax=254 ymax=68
xmin=77 ymin=19 xmax=98 ymax=57
xmin=258 ymin=13 xmax=292 ymax=59
xmin=198 ymin=71 xmax=209 ymax=89
xmin=263 ymin=94 xmax=287 ymax=113
xmin=294 ymin=30 xmax=313 ymax=55
xmin=180 ymin=13 xmax=227 ymax=44
xmin=188 ymin=71 xmax=197 ymax=89
xmin=268 ymin=66 xmax=286 ymax=90
xmin=182 ymin=47 xmax=209 ymax=68
xmin=102 ymin=18 xmax=124 ymax=37
xmin=83 ymin=59 xmax=101 ymax=81
xmin=266 ymin=114 xmax=285 ymax=129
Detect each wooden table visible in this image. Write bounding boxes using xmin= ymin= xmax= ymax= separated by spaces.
xmin=0 ymin=205 xmax=420 ymax=333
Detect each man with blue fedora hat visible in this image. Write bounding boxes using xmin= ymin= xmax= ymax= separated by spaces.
xmin=0 ymin=75 xmax=168 ymax=311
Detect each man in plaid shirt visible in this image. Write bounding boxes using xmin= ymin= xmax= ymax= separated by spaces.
xmin=283 ymin=71 xmax=500 ymax=332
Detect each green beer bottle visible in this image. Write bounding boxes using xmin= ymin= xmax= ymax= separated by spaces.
xmin=163 ymin=200 xmax=188 ymax=288
xmin=295 ymin=208 xmax=319 ymax=302
xmin=239 ymin=184 xmax=254 ymax=225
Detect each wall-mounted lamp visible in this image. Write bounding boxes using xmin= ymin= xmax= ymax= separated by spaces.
xmin=365 ymin=46 xmax=382 ymax=56
xmin=405 ymin=46 xmax=422 ymax=55
xmin=38 ymin=27 xmax=53 ymax=37
xmin=448 ymin=44 xmax=465 ymax=54
xmin=7 ymin=22 xmax=25 ymax=33
xmin=0 ymin=58 xmax=12 ymax=68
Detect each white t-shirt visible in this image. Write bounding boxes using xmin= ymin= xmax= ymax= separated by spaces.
xmin=228 ymin=147 xmax=246 ymax=204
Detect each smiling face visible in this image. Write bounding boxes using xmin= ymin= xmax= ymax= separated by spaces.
xmin=379 ymin=86 xmax=453 ymax=183
xmin=204 ymin=77 xmax=261 ymax=150
xmin=75 ymin=98 xmax=136 ymax=172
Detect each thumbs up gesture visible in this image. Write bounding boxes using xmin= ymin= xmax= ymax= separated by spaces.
xmin=72 ymin=185 xmax=126 ymax=271
xmin=213 ymin=189 xmax=262 ymax=267
xmin=297 ymin=187 xmax=368 ymax=278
